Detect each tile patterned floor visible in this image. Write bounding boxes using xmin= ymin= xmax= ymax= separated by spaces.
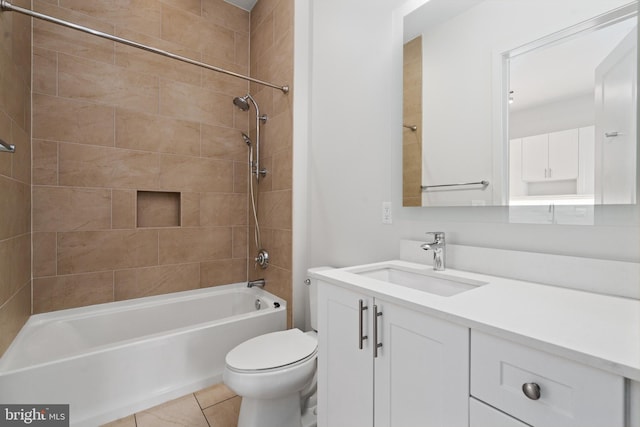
xmin=101 ymin=383 xmax=241 ymax=427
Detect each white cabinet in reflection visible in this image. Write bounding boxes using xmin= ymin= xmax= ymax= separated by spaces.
xmin=521 ymin=129 xmax=579 ymax=182
xmin=509 ymin=126 xmax=595 ymax=201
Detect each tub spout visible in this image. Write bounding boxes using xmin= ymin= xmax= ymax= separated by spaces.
xmin=247 ymin=279 xmax=266 ymax=288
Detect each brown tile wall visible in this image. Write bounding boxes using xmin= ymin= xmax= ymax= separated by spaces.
xmin=248 ymin=0 xmax=294 ymax=326
xmin=403 ymin=36 xmax=422 ymax=206
xmin=0 ymin=0 xmax=32 ymax=356
xmin=31 ymin=0 xmax=265 ymax=313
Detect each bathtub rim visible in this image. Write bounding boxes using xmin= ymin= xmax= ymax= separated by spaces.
xmin=0 ymin=283 xmax=286 ymax=374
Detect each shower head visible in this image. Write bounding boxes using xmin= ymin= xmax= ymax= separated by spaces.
xmin=241 ymin=133 xmax=252 ymax=146
xmin=233 ymin=95 xmax=251 ymax=111
xmin=233 ymin=93 xmax=268 ymax=123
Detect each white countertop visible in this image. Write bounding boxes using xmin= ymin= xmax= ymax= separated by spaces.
xmin=310 ymin=260 xmax=640 ymax=381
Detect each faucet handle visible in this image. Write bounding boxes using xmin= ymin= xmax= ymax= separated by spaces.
xmin=425 ymin=231 xmax=445 ymax=242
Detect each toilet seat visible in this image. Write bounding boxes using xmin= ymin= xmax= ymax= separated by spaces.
xmin=226 ymin=329 xmax=317 ymax=372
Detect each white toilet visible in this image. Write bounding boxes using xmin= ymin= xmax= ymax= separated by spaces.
xmin=223 ymin=276 xmax=320 ymax=427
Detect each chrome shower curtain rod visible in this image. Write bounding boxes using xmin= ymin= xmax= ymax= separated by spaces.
xmin=0 ymin=0 xmax=290 ymax=94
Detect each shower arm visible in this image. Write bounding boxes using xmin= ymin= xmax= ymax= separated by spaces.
xmin=0 ymin=0 xmax=289 ymax=94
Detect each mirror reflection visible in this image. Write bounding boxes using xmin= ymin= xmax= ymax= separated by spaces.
xmin=402 ymin=0 xmax=638 ymax=207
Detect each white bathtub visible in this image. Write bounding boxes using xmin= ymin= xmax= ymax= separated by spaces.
xmin=0 ymin=283 xmax=286 ymax=426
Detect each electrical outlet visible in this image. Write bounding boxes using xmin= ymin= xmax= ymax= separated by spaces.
xmin=382 ymin=202 xmax=392 ymax=224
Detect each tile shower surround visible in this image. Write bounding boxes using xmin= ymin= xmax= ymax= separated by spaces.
xmin=402 ymin=36 xmax=422 ymax=207
xmin=25 ymin=0 xmax=294 ymax=327
xmin=0 ymin=0 xmax=32 ymax=356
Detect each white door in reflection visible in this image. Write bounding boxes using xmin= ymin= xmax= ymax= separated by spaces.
xmin=595 ymin=26 xmax=637 ymax=204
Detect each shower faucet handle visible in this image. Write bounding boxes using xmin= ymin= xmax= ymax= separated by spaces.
xmin=255 ymin=249 xmax=270 ymax=269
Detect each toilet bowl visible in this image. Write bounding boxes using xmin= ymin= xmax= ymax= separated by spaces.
xmin=223 ymin=328 xmax=318 ymax=427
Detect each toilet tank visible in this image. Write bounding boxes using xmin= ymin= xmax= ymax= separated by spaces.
xmin=307 ymin=267 xmax=333 ymax=331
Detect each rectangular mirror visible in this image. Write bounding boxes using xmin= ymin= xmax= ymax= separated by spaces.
xmin=402 ymin=0 xmax=638 ymax=207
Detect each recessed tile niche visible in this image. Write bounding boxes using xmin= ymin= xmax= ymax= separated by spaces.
xmin=137 ymin=191 xmax=181 ymax=228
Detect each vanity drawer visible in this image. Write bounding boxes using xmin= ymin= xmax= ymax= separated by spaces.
xmin=470 ymin=330 xmax=624 ymax=427
xmin=470 ymin=397 xmax=529 ymax=427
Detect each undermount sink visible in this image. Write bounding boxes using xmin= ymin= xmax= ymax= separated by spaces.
xmin=355 ymin=266 xmax=487 ymax=297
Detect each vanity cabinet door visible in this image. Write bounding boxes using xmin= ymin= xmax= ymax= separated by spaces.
xmin=374 ymin=299 xmax=469 ymax=427
xmin=317 ymin=282 xmax=470 ymax=427
xmin=317 ymin=282 xmax=374 ymax=427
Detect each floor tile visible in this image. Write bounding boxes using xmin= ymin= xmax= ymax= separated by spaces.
xmin=203 ymin=396 xmax=241 ymax=427
xmin=195 ymin=383 xmax=237 ymax=409
xmin=101 ymin=414 xmax=136 ymax=427
xmin=135 ymin=394 xmax=209 ymax=427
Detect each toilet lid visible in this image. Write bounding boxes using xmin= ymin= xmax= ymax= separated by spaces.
xmin=226 ymin=329 xmax=317 ymax=371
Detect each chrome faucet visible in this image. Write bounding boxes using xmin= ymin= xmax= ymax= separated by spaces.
xmin=247 ymin=278 xmax=266 ymax=288
xmin=421 ymin=232 xmax=446 ymax=271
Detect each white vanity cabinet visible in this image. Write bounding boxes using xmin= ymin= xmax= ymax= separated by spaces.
xmin=470 ymin=331 xmax=625 ymax=427
xmin=317 ymin=281 xmax=469 ymax=427
xmin=311 ymin=258 xmax=637 ymax=427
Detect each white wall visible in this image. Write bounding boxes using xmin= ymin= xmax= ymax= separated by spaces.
xmin=304 ymin=0 xmax=639 ymax=282
xmin=292 ymin=0 xmax=312 ymax=328
xmin=509 ymin=94 xmax=595 ymax=139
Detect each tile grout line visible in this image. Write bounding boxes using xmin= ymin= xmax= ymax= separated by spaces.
xmin=199 ymin=391 xmax=213 ymax=427
xmin=198 ymin=394 xmax=239 ymax=411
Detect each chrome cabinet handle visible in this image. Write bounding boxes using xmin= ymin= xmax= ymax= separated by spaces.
xmin=522 ymin=382 xmax=541 ymax=400
xmin=605 ymin=131 xmax=620 ymax=138
xmin=359 ymin=299 xmax=368 ymax=350
xmin=373 ymin=305 xmax=383 ymax=358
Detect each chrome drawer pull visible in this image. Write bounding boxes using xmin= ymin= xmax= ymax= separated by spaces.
xmin=359 ymin=299 xmax=368 ymax=349
xmin=373 ymin=305 xmax=383 ymax=358
xmin=522 ymin=382 xmax=541 ymax=400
